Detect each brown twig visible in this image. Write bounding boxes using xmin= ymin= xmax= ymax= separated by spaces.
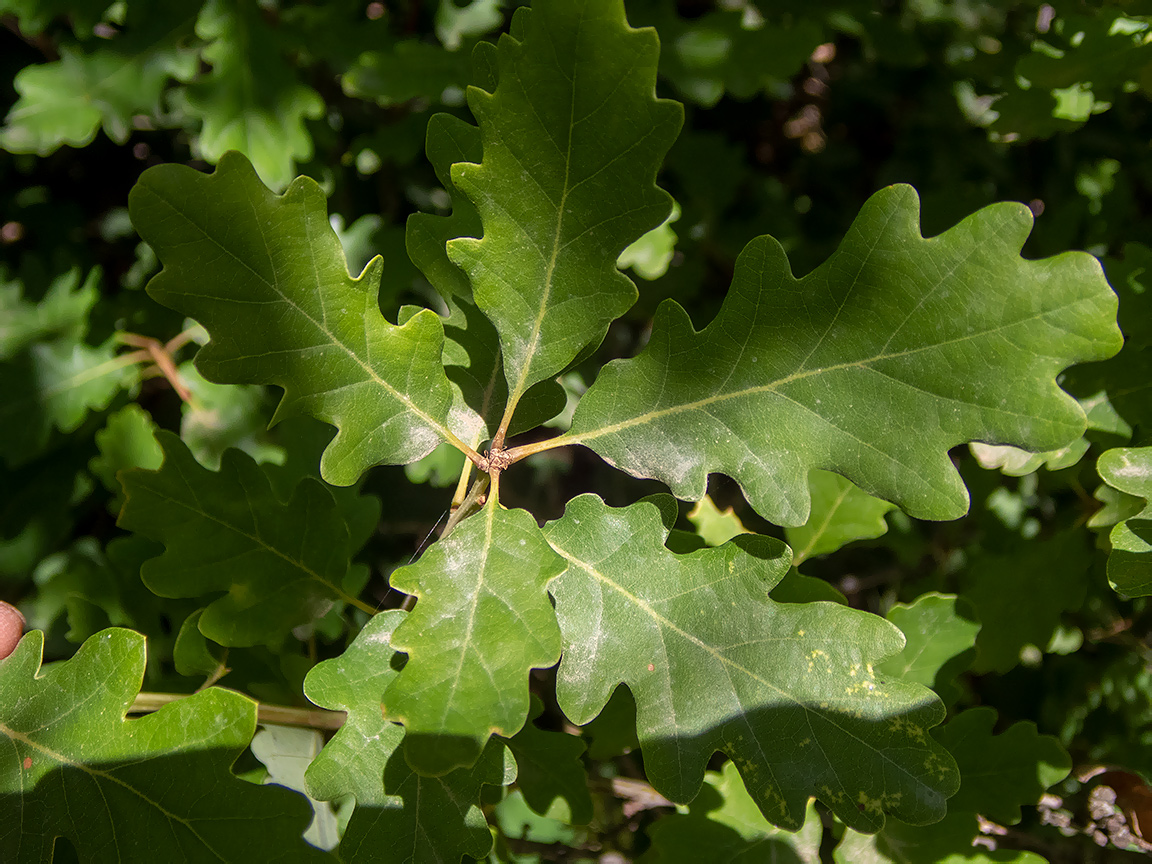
xmin=115 ymin=329 xmax=198 ymax=403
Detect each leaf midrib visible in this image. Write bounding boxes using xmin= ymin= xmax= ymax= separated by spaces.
xmin=569 ymin=296 xmax=1089 ymax=446
xmin=505 ymin=5 xmax=586 ymax=411
xmin=792 ymin=481 xmax=854 ymax=566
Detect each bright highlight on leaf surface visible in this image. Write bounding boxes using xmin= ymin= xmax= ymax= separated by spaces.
xmin=383 ymin=505 xmax=565 ymax=775
xmin=569 ymin=185 xmax=1122 ymax=526
xmin=543 ymin=495 xmax=959 ymax=832
xmin=128 ymin=151 xmax=456 ymax=487
xmin=304 ymin=610 xmax=407 ymax=807
xmin=879 ymin=593 xmax=979 ymax=698
xmin=1097 ymin=446 xmax=1152 ymax=596
xmin=0 ymin=628 xmax=322 ymax=863
xmin=447 ymin=0 xmax=683 ymax=424
xmin=118 ymin=431 xmax=362 ymax=646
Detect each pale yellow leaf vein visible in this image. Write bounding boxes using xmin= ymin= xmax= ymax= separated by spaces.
xmin=793 ymin=482 xmax=854 ymax=566
xmin=570 ymin=296 xmax=1090 ymax=446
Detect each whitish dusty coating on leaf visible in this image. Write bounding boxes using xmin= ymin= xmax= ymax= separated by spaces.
xmin=446 ymin=0 xmax=683 ymax=413
xmin=304 ymin=612 xmax=518 ymax=862
xmin=304 ymin=611 xmax=407 ymax=806
xmin=569 ymin=185 xmax=1123 ymax=526
xmin=129 ymin=151 xmax=456 ymax=487
xmin=544 ymin=495 xmax=959 ymax=833
xmin=382 ymin=504 xmax=566 ymax=775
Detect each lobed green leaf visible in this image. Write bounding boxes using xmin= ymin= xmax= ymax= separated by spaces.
xmin=0 ymin=628 xmax=322 ymax=863
xmin=119 ymin=431 xmax=358 ymax=646
xmin=570 ymin=185 xmax=1122 ymax=526
xmin=544 ymin=495 xmax=959 ymax=832
xmin=129 ymin=151 xmax=456 ymax=486
xmin=1097 ymin=446 xmax=1152 ymax=596
xmin=934 ymin=707 xmax=1070 ymax=825
xmin=447 ymin=0 xmax=683 ymax=416
xmin=383 ymin=505 xmax=565 ymax=775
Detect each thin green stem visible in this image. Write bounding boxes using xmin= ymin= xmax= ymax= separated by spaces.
xmin=488 ymin=469 xmax=501 ymax=509
xmin=130 ymin=692 xmax=346 ymax=731
xmin=441 ymin=474 xmax=491 ymax=540
xmin=452 ymin=430 xmax=484 ymax=508
xmin=195 ymin=652 xmax=230 ymax=692
xmin=452 ymin=459 xmax=474 ymax=508
xmin=504 ymin=433 xmax=575 ymax=464
xmin=442 ymin=429 xmax=488 ymax=471
xmin=67 ymin=350 xmax=149 ymax=391
xmin=344 ymin=593 xmax=376 ymax=616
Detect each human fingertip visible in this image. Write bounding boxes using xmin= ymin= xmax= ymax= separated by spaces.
xmin=0 ymin=602 xmax=26 ymax=661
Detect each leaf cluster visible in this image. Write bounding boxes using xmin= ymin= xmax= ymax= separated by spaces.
xmin=4 ymin=1 xmax=1152 ymax=862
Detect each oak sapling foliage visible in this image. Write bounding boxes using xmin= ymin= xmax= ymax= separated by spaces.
xmin=2 ymin=0 xmax=1149 ymax=860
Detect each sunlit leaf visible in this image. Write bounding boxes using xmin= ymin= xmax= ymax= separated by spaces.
xmin=878 ymin=593 xmax=979 ymax=694
xmin=383 ymin=505 xmax=565 ymax=775
xmin=686 ymin=494 xmax=749 ymax=547
xmin=250 ymin=725 xmax=339 ymax=851
xmin=447 ymin=0 xmax=683 ymax=413
xmin=570 ymin=185 xmax=1121 ymax=526
xmin=544 ymin=495 xmax=958 ymax=832
xmin=786 ymin=470 xmax=894 ymax=566
xmin=1097 ymin=446 xmax=1152 ymax=596
xmin=304 ymin=610 xmax=407 ymax=807
xmin=129 ymin=151 xmax=456 ymax=486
